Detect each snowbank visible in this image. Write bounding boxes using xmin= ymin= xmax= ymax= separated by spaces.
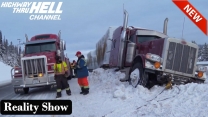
xmin=0 ymin=62 xmax=12 ymax=86
xmin=2 ymin=68 xmax=208 ymax=117
xmin=85 ymin=68 xmax=208 ymax=117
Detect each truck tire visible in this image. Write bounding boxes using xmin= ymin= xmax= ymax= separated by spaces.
xmin=14 ymin=88 xmax=21 ymax=94
xmin=23 ymin=88 xmax=29 ymax=94
xmin=129 ymin=63 xmax=148 ymax=88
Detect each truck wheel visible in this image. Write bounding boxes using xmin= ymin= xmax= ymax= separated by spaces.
xmin=129 ymin=63 xmax=148 ymax=88
xmin=14 ymin=88 xmax=21 ymax=94
xmin=23 ymin=88 xmax=29 ymax=94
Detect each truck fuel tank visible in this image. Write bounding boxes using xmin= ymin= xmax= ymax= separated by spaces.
xmin=126 ymin=42 xmax=136 ymax=63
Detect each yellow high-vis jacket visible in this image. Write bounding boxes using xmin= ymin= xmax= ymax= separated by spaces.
xmin=54 ymin=61 xmax=68 ymax=75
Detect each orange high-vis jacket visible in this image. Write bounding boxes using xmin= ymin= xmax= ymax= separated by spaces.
xmin=54 ymin=61 xmax=68 ymax=75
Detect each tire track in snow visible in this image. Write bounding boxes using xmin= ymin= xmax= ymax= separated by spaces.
xmin=102 ymin=86 xmax=181 ymax=117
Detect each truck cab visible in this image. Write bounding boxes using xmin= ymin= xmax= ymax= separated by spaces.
xmin=11 ymin=31 xmax=72 ymax=94
xmin=109 ymin=10 xmax=206 ymax=88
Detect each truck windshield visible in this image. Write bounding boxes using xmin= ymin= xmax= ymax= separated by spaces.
xmin=137 ymin=36 xmax=160 ymax=43
xmin=25 ymin=42 xmax=56 ymax=54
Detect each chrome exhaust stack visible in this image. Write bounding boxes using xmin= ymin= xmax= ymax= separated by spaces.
xmin=163 ymin=18 xmax=168 ymax=35
xmin=25 ymin=34 xmax=29 ymax=42
xmin=118 ymin=10 xmax=128 ymax=68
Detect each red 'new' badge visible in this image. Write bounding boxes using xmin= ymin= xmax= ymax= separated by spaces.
xmin=172 ymin=0 xmax=208 ymax=36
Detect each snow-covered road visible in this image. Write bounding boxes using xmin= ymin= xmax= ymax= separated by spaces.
xmin=1 ymin=68 xmax=208 ymax=117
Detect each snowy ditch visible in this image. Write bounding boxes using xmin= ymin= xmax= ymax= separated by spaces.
xmin=2 ymin=68 xmax=208 ymax=117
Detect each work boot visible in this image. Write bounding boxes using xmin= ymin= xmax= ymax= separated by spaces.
xmin=83 ymin=88 xmax=89 ymax=95
xmin=66 ymin=89 xmax=71 ymax=96
xmin=80 ymin=87 xmax=84 ymax=94
xmin=56 ymin=92 xmax=61 ymax=98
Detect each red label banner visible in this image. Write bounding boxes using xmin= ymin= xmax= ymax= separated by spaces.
xmin=172 ymin=0 xmax=208 ymax=36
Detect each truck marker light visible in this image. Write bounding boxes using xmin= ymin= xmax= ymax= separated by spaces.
xmin=154 ymin=62 xmax=161 ymax=69
xmin=197 ymin=71 xmax=203 ymax=78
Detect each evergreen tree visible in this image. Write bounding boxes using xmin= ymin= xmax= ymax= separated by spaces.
xmin=198 ymin=46 xmax=203 ymax=61
xmin=0 ymin=30 xmax=2 ymax=59
xmin=201 ymin=43 xmax=208 ymax=61
xmin=4 ymin=38 xmax=8 ymax=55
xmin=191 ymin=40 xmax=196 ymax=44
xmin=0 ymin=31 xmax=5 ymax=61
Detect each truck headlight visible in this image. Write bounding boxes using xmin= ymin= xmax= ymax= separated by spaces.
xmin=196 ymin=66 xmax=207 ymax=72
xmin=146 ymin=53 xmax=162 ymax=63
xmin=38 ymin=73 xmax=44 ymax=77
xmin=14 ymin=70 xmax=19 ymax=73
xmin=14 ymin=69 xmax=22 ymax=73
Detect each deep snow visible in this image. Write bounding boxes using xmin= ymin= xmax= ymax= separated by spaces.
xmin=0 ymin=62 xmax=12 ymax=86
xmin=1 ymin=68 xmax=208 ymax=117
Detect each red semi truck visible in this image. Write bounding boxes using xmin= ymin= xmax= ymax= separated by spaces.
xmin=11 ymin=31 xmax=73 ymax=94
xmin=88 ymin=10 xmax=206 ymax=88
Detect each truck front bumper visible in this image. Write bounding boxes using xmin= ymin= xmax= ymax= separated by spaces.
xmin=153 ymin=70 xmax=206 ymax=84
xmin=12 ymin=74 xmax=56 ymax=88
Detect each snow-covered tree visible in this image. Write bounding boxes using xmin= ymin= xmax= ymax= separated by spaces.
xmin=0 ymin=30 xmax=3 ymax=59
xmin=0 ymin=30 xmax=24 ymax=67
xmin=192 ymin=40 xmax=196 ymax=44
xmin=201 ymin=43 xmax=208 ymax=61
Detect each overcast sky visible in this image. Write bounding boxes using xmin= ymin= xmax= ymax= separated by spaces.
xmin=0 ymin=0 xmax=207 ymax=61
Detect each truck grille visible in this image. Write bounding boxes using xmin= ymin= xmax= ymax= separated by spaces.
xmin=165 ymin=42 xmax=196 ymax=74
xmin=22 ymin=58 xmax=46 ymax=77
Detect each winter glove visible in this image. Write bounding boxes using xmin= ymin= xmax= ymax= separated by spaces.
xmin=165 ymin=81 xmax=172 ymax=89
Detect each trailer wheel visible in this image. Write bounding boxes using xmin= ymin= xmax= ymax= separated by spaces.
xmin=129 ymin=63 xmax=149 ymax=88
xmin=23 ymin=88 xmax=29 ymax=94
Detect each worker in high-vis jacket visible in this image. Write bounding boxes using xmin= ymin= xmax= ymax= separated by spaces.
xmin=54 ymin=55 xmax=71 ymax=98
xmin=75 ymin=51 xmax=90 ymax=95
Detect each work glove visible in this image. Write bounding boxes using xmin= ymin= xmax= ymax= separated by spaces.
xmin=165 ymin=81 xmax=172 ymax=89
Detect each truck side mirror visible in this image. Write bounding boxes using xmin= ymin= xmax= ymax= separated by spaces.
xmin=57 ymin=50 xmax=61 ymax=56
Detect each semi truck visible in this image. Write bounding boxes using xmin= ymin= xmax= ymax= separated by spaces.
xmin=88 ymin=10 xmax=206 ymax=88
xmin=11 ymin=31 xmax=73 ymax=94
